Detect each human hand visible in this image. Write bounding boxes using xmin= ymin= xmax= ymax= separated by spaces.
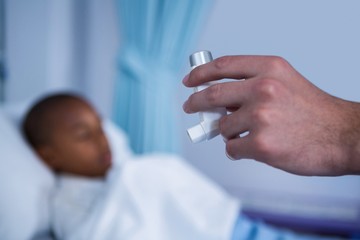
xmin=183 ymin=55 xmax=360 ymax=176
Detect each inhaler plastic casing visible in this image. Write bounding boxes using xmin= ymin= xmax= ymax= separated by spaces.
xmin=187 ymin=51 xmax=227 ymax=143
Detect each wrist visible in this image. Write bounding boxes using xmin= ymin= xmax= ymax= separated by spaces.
xmin=341 ymin=101 xmax=360 ymax=175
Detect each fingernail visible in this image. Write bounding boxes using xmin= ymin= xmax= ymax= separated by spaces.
xmin=182 ymin=101 xmax=189 ymax=113
xmin=182 ymin=74 xmax=189 ymax=85
xmin=226 ymin=151 xmax=236 ymax=161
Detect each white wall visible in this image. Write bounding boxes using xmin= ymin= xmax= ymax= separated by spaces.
xmin=82 ymin=0 xmax=119 ymax=116
xmin=5 ymin=0 xmax=118 ymax=116
xmin=6 ymin=0 xmax=360 ymax=201
xmin=6 ymin=0 xmax=49 ymax=101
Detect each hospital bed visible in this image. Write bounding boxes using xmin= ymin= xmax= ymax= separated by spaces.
xmin=1 ymin=99 xmax=360 ymax=239
xmin=0 ymin=98 xmax=240 ymax=240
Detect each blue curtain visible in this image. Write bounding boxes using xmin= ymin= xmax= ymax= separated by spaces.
xmin=113 ymin=0 xmax=213 ymax=154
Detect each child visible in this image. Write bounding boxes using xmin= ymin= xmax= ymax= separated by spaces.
xmin=23 ymin=93 xmax=112 ymax=178
xmin=23 ymin=93 xmax=339 ymax=240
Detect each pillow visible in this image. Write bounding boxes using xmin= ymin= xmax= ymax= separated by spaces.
xmin=1 ymin=100 xmax=34 ymax=128
xmin=0 ymin=109 xmax=56 ymax=239
xmin=102 ymin=119 xmax=134 ymax=165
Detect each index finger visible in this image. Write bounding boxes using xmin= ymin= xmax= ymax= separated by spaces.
xmin=183 ymin=55 xmax=273 ymax=87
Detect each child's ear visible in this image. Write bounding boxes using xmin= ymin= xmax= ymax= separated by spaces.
xmin=35 ymin=145 xmax=60 ymax=170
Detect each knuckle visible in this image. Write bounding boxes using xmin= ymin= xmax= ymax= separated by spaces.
xmin=213 ymin=56 xmax=232 ymax=71
xmin=253 ymin=135 xmax=272 ymax=157
xmin=205 ymin=84 xmax=222 ymax=106
xmin=185 ymin=95 xmax=196 ymax=113
xmin=254 ymin=78 xmax=280 ymax=99
xmin=251 ymin=107 xmax=272 ymax=125
xmin=265 ymin=56 xmax=289 ymax=74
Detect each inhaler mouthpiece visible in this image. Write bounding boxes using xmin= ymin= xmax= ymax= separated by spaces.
xmin=187 ymin=119 xmax=221 ymax=143
xmin=187 ymin=51 xmax=227 ymax=143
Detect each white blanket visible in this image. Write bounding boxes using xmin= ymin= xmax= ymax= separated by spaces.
xmin=51 ymin=154 xmax=240 ymax=240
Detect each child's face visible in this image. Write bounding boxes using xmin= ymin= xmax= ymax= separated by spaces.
xmin=44 ymin=101 xmax=112 ymax=177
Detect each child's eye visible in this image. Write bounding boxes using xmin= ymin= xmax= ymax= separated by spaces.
xmin=75 ymin=130 xmax=91 ymax=140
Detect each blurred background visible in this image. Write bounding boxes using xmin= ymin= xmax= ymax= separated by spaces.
xmin=2 ymin=0 xmax=360 ymax=236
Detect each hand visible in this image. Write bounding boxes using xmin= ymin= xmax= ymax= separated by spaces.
xmin=183 ymin=55 xmax=360 ymax=176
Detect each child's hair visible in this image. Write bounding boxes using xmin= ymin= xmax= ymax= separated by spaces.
xmin=22 ymin=93 xmax=86 ymax=148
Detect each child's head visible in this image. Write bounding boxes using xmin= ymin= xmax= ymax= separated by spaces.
xmin=22 ymin=93 xmax=112 ymax=177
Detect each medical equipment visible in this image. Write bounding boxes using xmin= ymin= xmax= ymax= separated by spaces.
xmin=187 ymin=51 xmax=227 ymax=143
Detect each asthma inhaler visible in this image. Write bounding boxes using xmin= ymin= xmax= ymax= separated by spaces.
xmin=187 ymin=50 xmax=227 ymax=143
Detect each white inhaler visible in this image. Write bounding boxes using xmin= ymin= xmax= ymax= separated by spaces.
xmin=187 ymin=50 xmax=227 ymax=143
